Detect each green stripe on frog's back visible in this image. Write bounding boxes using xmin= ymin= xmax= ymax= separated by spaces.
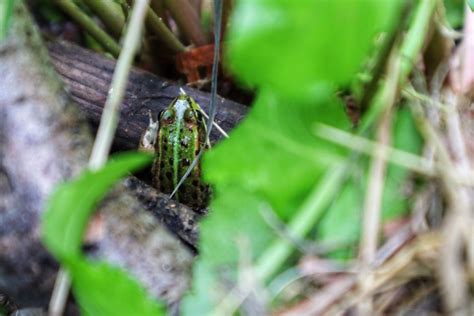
xmin=153 ymin=92 xmax=208 ymax=209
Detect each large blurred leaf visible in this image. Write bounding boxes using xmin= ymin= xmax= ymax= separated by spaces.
xmin=42 ymin=152 xmax=163 ymax=315
xmin=316 ymin=173 xmax=365 ymax=259
xmin=204 ymin=88 xmax=350 ymax=219
xmin=184 ymin=0 xmax=408 ymax=313
xmin=182 ymin=187 xmax=275 ymax=314
xmin=444 ymin=0 xmax=465 ymax=28
xmin=183 ymin=88 xmax=350 ymax=314
xmin=227 ymin=0 xmax=403 ymax=99
xmin=0 ymin=0 xmax=14 ymax=40
xmin=70 ymin=260 xmax=164 ymax=316
xmin=382 ymin=107 xmax=422 ymax=220
xmin=468 ymin=0 xmax=474 ymax=11
xmin=43 ymin=152 xmax=152 ymax=259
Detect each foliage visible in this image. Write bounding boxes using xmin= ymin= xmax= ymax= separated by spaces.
xmin=444 ymin=0 xmax=466 ymax=28
xmin=42 ymin=152 xmax=164 ymax=316
xmin=182 ymin=0 xmax=424 ymax=314
xmin=0 ymin=0 xmax=14 ymax=40
xmin=468 ymin=0 xmax=474 ymax=11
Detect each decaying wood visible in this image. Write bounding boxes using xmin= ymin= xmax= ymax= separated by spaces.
xmin=47 ymin=40 xmax=248 ymax=150
xmin=0 ymin=2 xmax=192 ymax=310
xmin=124 ymin=177 xmax=201 ymax=249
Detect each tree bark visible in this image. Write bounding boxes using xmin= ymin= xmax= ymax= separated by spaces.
xmin=0 ymin=2 xmax=192 ymax=310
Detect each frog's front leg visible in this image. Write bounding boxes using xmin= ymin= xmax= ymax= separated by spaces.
xmin=139 ymin=110 xmax=159 ymax=154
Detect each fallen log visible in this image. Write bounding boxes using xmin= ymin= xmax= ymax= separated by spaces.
xmin=47 ymin=40 xmax=248 ymax=150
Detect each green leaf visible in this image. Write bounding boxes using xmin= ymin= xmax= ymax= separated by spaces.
xmin=204 ymin=88 xmax=350 ymax=219
xmin=42 ymin=152 xmax=151 ymax=259
xmin=0 ymin=0 xmax=14 ymax=40
xmin=183 ymin=89 xmax=350 ymax=314
xmin=182 ymin=188 xmax=276 ymax=314
xmin=382 ymin=106 xmax=422 ymax=220
xmin=42 ymin=152 xmax=163 ymax=316
xmin=70 ymin=259 xmax=164 ymax=316
xmin=316 ymin=174 xmax=364 ymax=259
xmin=468 ymin=0 xmax=474 ymax=11
xmin=226 ymin=0 xmax=403 ymax=99
xmin=184 ymin=0 xmax=409 ymax=313
xmin=444 ymin=0 xmax=465 ymax=28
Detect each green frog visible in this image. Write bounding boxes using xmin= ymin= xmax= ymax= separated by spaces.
xmin=140 ymin=89 xmax=210 ymax=210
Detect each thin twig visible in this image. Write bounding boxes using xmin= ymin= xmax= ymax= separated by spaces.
xmin=89 ymin=0 xmax=150 ymax=169
xmin=314 ymin=123 xmax=474 ymax=186
xmin=409 ymin=94 xmax=472 ymax=316
xmin=198 ymin=109 xmax=229 ymax=138
xmin=358 ymin=46 xmax=399 ymax=315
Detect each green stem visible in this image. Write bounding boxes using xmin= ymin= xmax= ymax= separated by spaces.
xmin=54 ymin=0 xmax=121 ymax=57
xmin=89 ymin=0 xmax=151 ymax=169
xmin=82 ymin=0 xmax=125 ymax=39
xmin=360 ymin=0 xmax=437 ymax=131
xmin=150 ymin=0 xmax=167 ymax=23
xmin=256 ymin=166 xmax=347 ymax=282
xmin=165 ymin=0 xmax=208 ymax=45
xmin=0 ymin=0 xmax=14 ymax=40
xmin=143 ymin=3 xmax=187 ymax=53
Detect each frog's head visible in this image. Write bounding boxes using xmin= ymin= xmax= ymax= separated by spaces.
xmin=160 ymin=89 xmax=201 ymax=126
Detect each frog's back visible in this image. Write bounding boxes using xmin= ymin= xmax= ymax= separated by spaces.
xmin=152 ymin=94 xmax=209 ymax=210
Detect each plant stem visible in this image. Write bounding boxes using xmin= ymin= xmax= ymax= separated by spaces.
xmin=0 ymin=0 xmax=14 ymax=40
xmin=49 ymin=1 xmax=151 ymax=314
xmin=360 ymin=0 xmax=437 ymax=131
xmin=82 ymin=0 xmax=125 ymax=38
xmin=54 ymin=0 xmax=121 ymax=57
xmin=90 ymin=0 xmax=151 ymax=169
xmin=165 ymin=0 xmax=208 ymax=45
xmin=138 ymin=1 xmax=186 ymax=53
xmin=48 ymin=269 xmax=71 ymax=316
xmin=256 ymin=166 xmax=347 ymax=282
xmin=150 ymin=0 xmax=167 ymax=22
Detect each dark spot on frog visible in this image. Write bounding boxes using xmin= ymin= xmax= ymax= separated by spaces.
xmin=168 ymin=157 xmax=173 ymax=166
xmin=165 ymin=171 xmax=172 ymax=180
xmin=192 ymin=192 xmax=199 ymax=200
xmin=180 ymin=139 xmax=188 ymax=148
xmin=192 ymin=179 xmax=199 ymax=186
xmin=160 ymin=160 xmax=165 ymax=169
xmin=188 ymin=127 xmax=193 ymax=133
xmin=182 ymin=158 xmax=190 ymax=166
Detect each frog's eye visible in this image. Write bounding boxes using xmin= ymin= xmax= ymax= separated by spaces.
xmin=184 ymin=109 xmax=195 ymax=122
xmin=161 ymin=109 xmax=173 ymax=121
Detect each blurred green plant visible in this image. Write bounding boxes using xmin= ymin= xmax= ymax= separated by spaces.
xmin=181 ymin=0 xmax=433 ymax=314
xmin=468 ymin=0 xmax=474 ymax=10
xmin=444 ymin=0 xmax=465 ymax=28
xmin=0 ymin=0 xmax=14 ymax=40
xmin=42 ymin=152 xmax=164 ymax=316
